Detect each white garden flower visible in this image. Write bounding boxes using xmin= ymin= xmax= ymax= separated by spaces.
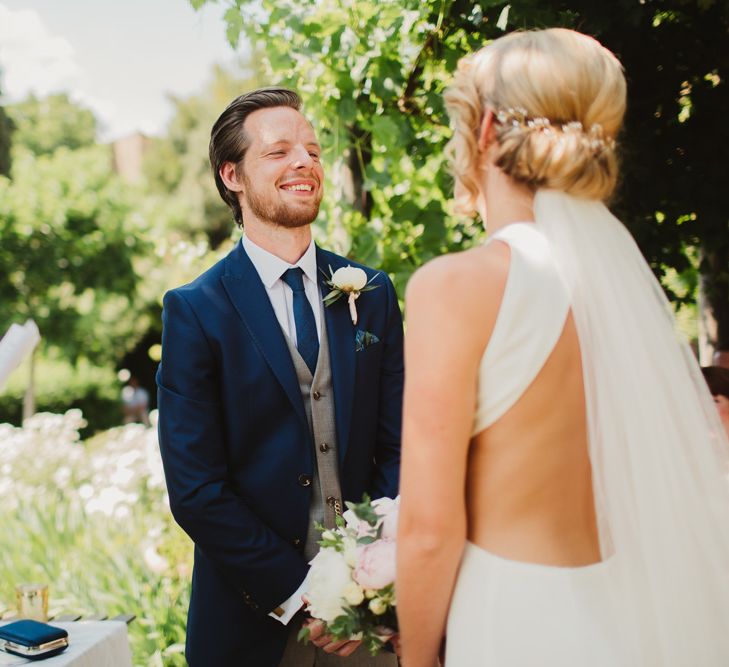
xmin=143 ymin=544 xmax=169 ymax=574
xmin=331 ymin=266 xmax=368 ymax=292
xmin=305 ymin=547 xmax=352 ymax=623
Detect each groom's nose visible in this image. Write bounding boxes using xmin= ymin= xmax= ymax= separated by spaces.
xmin=290 ymin=144 xmax=316 ymax=169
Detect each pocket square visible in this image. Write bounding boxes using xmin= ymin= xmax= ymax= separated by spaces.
xmin=355 ymin=329 xmax=380 ymax=352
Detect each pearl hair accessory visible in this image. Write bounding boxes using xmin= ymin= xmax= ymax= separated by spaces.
xmin=494 ymin=107 xmax=616 ymax=154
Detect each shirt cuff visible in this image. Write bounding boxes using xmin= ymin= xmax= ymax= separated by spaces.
xmin=268 ymin=574 xmax=309 ymax=625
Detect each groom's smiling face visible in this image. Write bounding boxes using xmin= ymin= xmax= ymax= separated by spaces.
xmin=239 ymin=106 xmax=324 ymax=228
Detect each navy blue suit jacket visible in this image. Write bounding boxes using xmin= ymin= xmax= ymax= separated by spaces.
xmin=156 ymin=241 xmax=404 ymax=666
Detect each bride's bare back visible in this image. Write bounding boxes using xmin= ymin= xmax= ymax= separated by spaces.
xmin=468 ymin=307 xmax=600 ymax=566
xmin=449 ymin=226 xmax=602 ymax=567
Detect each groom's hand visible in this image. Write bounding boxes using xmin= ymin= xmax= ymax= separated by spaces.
xmin=303 ymin=618 xmax=362 ymax=657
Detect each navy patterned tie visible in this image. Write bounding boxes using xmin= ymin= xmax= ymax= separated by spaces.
xmin=281 ymin=268 xmax=319 ymax=375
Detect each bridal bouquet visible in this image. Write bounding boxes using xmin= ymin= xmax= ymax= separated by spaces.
xmin=300 ymin=495 xmax=399 ymax=655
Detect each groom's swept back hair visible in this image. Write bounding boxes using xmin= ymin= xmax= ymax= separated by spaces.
xmin=210 ymin=87 xmax=302 ymax=227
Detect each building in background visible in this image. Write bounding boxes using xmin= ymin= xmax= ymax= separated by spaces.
xmin=111 ymin=132 xmax=151 ymax=183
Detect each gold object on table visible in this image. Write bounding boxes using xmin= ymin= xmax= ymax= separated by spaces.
xmin=15 ymin=583 xmax=48 ymax=621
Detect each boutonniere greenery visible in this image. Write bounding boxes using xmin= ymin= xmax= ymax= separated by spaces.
xmin=322 ymin=265 xmax=380 ymax=325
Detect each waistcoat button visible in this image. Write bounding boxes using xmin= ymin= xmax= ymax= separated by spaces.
xmin=312 ymin=390 xmax=321 ymax=400
xmin=319 ymin=442 xmax=329 ymax=453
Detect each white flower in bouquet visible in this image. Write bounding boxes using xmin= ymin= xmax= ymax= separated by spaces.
xmin=372 ymin=496 xmax=400 ymax=540
xmin=343 ymin=495 xmax=399 ymax=539
xmin=369 ymin=597 xmax=388 ymax=616
xmin=371 ymin=496 xmax=398 ymax=514
xmin=342 ymin=535 xmax=359 ymax=568
xmin=306 ymin=547 xmax=352 ymax=623
xmin=343 ymin=581 xmax=365 ymax=606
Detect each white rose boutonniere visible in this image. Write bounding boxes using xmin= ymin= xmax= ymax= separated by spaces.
xmin=322 ymin=265 xmax=380 ymax=325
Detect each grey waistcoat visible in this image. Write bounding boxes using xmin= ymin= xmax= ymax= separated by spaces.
xmin=283 ymin=312 xmax=344 ymax=562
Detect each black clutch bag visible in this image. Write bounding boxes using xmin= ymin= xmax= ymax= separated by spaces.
xmin=0 ymin=619 xmax=69 ymax=660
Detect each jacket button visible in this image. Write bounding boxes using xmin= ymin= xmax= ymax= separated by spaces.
xmin=319 ymin=442 xmax=329 ymax=453
xmin=298 ymin=474 xmax=312 ymax=487
xmin=312 ymin=390 xmax=321 ymax=400
xmin=292 ymin=538 xmax=303 ymax=548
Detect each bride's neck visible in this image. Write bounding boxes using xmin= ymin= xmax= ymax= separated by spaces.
xmin=479 ymin=166 xmax=536 ymax=235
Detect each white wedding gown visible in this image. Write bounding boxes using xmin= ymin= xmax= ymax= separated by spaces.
xmin=445 ymin=192 xmax=729 ymax=665
xmin=445 ymin=222 xmax=623 ymax=666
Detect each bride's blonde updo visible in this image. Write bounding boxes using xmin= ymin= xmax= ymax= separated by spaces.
xmin=445 ymin=28 xmax=626 ymax=213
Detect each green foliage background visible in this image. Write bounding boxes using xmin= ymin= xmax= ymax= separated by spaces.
xmin=197 ymin=0 xmax=727 ymax=342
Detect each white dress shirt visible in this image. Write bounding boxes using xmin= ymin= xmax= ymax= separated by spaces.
xmin=241 ymin=234 xmax=322 ymax=345
xmin=241 ymin=234 xmax=319 ymax=625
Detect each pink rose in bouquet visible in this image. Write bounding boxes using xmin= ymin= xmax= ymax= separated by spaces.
xmin=354 ymin=539 xmax=396 ymax=590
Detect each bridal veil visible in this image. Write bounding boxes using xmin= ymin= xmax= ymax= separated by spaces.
xmin=535 ymin=189 xmax=729 ymax=664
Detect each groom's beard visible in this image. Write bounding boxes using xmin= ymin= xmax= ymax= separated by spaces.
xmin=242 ymin=173 xmax=322 ymax=229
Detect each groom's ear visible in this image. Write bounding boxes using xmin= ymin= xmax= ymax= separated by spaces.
xmin=219 ymin=161 xmax=244 ymax=192
xmin=478 ymin=110 xmax=496 ymax=152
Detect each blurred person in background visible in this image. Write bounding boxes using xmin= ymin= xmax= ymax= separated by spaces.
xmin=121 ymin=374 xmax=150 ymax=426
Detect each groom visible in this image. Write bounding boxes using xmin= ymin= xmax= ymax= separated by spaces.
xmin=156 ymin=87 xmax=403 ymax=666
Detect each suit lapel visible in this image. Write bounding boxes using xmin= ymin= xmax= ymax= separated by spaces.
xmin=317 ymin=247 xmax=356 ymax=466
xmin=221 ymin=242 xmax=308 ymax=431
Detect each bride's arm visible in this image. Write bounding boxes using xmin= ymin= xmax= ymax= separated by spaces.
xmin=396 ymin=245 xmax=508 ymax=667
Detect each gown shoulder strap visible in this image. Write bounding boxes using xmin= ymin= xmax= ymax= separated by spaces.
xmin=472 ymin=223 xmax=571 ymax=436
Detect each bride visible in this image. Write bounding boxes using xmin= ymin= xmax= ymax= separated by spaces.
xmin=396 ymin=28 xmax=729 ymax=666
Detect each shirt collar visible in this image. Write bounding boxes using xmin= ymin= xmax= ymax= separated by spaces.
xmin=242 ymin=235 xmax=318 ymax=289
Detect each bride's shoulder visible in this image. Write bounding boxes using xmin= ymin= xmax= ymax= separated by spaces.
xmin=407 ymin=243 xmax=510 ymax=302
xmin=405 ymin=244 xmax=510 ymax=339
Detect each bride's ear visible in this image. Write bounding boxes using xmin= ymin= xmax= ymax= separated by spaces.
xmin=478 ymin=110 xmax=496 ymax=152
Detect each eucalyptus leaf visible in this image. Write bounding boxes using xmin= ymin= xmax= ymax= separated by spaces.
xmin=323 ymin=291 xmax=345 ymax=306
